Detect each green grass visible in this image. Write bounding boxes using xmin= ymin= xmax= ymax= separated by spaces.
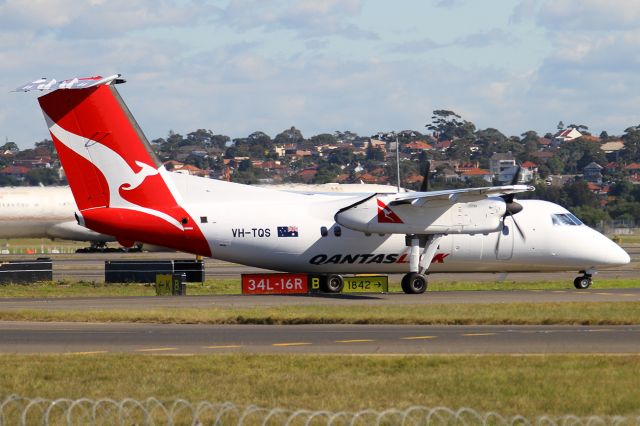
xmin=0 ymin=277 xmax=638 ymax=298
xmin=0 ymin=354 xmax=638 ymax=417
xmin=2 ymin=302 xmax=639 ymax=325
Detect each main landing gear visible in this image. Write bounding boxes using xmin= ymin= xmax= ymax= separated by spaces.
xmin=320 ymin=274 xmax=344 ymax=293
xmin=574 ymin=273 xmax=593 ymax=289
xmin=400 ymin=234 xmax=444 ymax=295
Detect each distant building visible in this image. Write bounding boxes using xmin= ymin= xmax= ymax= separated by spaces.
xmin=490 ymin=152 xmax=517 ymax=184
xmin=553 ymin=128 xmax=582 ymax=146
xmin=583 ymin=162 xmax=603 ymax=184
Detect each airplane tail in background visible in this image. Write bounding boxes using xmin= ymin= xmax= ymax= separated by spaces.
xmin=22 ymin=75 xmax=211 ymax=256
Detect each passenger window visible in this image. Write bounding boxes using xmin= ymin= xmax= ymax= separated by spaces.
xmin=320 ymin=226 xmax=328 ymax=237
xmin=200 ymin=216 xmax=208 ymax=224
xmin=333 ymin=226 xmax=342 ymax=237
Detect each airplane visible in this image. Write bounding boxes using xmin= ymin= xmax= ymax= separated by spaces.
xmin=15 ymin=74 xmax=631 ymax=293
xmin=0 ymin=185 xmax=116 ymax=249
xmin=0 ymin=182 xmax=400 ymax=252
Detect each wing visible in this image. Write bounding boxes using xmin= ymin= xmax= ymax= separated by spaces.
xmin=388 ymin=184 xmax=534 ymax=205
xmin=335 ymin=184 xmax=535 ymax=235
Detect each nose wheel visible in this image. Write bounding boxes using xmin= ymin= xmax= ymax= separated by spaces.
xmin=573 ymin=274 xmax=592 ymax=289
xmin=401 ymin=273 xmax=428 ymax=294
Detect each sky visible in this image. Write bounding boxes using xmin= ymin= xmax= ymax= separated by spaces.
xmin=1 ymin=0 xmax=640 ymax=148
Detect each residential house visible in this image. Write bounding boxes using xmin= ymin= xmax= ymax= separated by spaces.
xmin=583 ymin=162 xmax=603 ymax=184
xmin=489 ymin=152 xmax=517 ymax=183
xmin=0 ymin=165 xmax=29 ymax=181
xmin=554 ymin=128 xmax=582 ymax=145
xmin=459 ymin=168 xmax=492 ymax=183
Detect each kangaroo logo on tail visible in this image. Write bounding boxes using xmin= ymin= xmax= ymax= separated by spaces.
xmin=46 ymin=115 xmax=184 ymax=230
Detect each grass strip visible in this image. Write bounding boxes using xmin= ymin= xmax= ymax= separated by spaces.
xmin=0 ymin=354 xmax=638 ymax=417
xmin=0 ymin=278 xmax=638 ymax=298
xmin=1 ymin=302 xmax=639 ymax=325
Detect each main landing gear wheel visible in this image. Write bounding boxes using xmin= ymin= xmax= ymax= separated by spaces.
xmin=574 ymin=275 xmax=592 ymax=289
xmin=321 ymin=274 xmax=344 ymax=293
xmin=401 ymin=273 xmax=428 ymax=294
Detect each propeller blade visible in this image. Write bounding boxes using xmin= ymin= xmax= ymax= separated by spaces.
xmin=510 ymin=165 xmax=522 ymax=185
xmin=509 ymin=211 xmax=526 ymax=241
xmin=419 ymin=161 xmax=430 ymax=192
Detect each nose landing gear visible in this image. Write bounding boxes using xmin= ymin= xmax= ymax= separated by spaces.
xmin=573 ymin=274 xmax=592 ymax=289
xmin=401 ymin=272 xmax=428 ymax=294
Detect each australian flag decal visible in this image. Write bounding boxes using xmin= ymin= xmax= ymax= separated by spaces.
xmin=277 ymin=226 xmax=299 ymax=237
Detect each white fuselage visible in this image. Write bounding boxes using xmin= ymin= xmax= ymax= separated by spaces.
xmin=0 ymin=186 xmax=113 ymax=242
xmin=170 ymin=174 xmax=630 ymax=274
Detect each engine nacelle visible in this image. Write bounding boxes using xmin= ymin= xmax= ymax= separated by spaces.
xmin=336 ymin=196 xmax=506 ymax=234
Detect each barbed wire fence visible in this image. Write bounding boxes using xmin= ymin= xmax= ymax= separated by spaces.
xmin=0 ymin=395 xmax=638 ymax=426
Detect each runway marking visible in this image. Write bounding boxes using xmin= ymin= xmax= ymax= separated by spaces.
xmin=596 ymin=292 xmax=613 ymax=295
xmin=205 ymin=345 xmax=242 ymax=349
xmin=336 ymin=339 xmax=375 ymax=343
xmin=587 ymin=329 xmax=613 ymax=332
xmin=272 ymin=342 xmax=311 ymax=347
xmin=551 ymin=291 xmax=566 ymax=293
xmin=66 ymin=351 xmax=108 ymax=355
xmin=622 ymin=294 xmax=636 ymax=297
xmin=462 ymin=333 xmax=496 ymax=337
xmin=136 ymin=347 xmax=177 ymax=352
xmin=401 ymin=336 xmax=437 ymax=340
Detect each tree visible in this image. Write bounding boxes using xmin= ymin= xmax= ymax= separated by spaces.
xmin=274 ymin=126 xmax=304 ymax=145
xmin=621 ymin=125 xmax=640 ymax=162
xmin=310 ymin=133 xmax=337 ymax=146
xmin=26 ymin=168 xmax=60 ymax=185
xmin=425 ymin=110 xmax=476 ymax=141
xmin=0 ymin=141 xmax=18 ymax=152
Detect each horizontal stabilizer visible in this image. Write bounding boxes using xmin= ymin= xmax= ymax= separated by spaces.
xmin=13 ymin=74 xmax=125 ymax=92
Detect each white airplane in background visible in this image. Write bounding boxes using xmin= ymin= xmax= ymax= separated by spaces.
xmin=0 ymin=186 xmax=115 ymax=249
xmin=16 ymin=74 xmax=630 ymax=293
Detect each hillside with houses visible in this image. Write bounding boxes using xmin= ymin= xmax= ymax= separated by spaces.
xmin=2 ymin=110 xmax=640 ymax=227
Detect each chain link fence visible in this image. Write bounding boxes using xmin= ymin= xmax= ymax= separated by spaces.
xmin=0 ymin=395 xmax=638 ymax=425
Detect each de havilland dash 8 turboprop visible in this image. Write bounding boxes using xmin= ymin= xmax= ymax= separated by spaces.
xmin=16 ymin=74 xmax=630 ymax=294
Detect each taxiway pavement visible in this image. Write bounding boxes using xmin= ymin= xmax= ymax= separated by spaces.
xmin=0 ymin=322 xmax=637 ymax=354
xmin=0 ymin=288 xmax=638 ymax=311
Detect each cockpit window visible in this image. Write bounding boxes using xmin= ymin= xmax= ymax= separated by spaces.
xmin=551 ymin=213 xmax=582 ymax=226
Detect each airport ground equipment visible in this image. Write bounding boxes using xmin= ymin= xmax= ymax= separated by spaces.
xmin=0 ymin=258 xmax=52 ymax=283
xmin=105 ymin=259 xmax=203 ymax=283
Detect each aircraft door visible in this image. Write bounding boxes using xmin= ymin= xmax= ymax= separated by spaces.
xmin=495 ymin=217 xmax=514 ymax=260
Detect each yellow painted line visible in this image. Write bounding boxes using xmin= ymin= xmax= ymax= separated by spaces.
xmin=462 ymin=333 xmax=496 ymax=337
xmin=272 ymin=342 xmax=312 ymax=347
xmin=622 ymin=294 xmax=636 ymax=297
xmin=67 ymin=351 xmax=108 ymax=355
xmin=205 ymin=345 xmax=242 ymax=349
xmin=335 ymin=339 xmax=375 ymax=343
xmin=551 ymin=290 xmax=566 ymax=293
xmin=596 ymin=292 xmax=613 ymax=295
xmin=401 ymin=336 xmax=437 ymax=340
xmin=136 ymin=347 xmax=177 ymax=352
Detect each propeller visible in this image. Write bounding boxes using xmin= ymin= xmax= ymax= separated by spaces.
xmin=419 ymin=161 xmax=430 ymax=192
xmin=496 ymin=165 xmax=525 ymax=253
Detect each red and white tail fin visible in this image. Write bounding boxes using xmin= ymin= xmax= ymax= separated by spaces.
xmin=23 ymin=75 xmax=211 ymax=256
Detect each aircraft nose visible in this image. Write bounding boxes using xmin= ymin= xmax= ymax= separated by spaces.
xmin=596 ymin=234 xmax=630 ymax=267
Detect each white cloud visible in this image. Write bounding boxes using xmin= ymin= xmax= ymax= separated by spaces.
xmin=0 ymin=0 xmax=214 ymax=38
xmin=538 ymin=0 xmax=640 ymax=31
xmin=218 ymin=0 xmax=377 ymax=40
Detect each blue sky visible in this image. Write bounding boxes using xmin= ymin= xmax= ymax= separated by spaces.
xmin=1 ymin=0 xmax=639 ymax=148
